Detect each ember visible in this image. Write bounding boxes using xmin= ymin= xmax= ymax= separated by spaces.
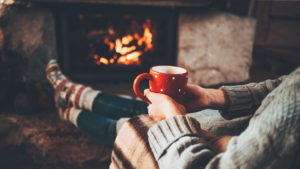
xmin=89 ymin=19 xmax=153 ymax=66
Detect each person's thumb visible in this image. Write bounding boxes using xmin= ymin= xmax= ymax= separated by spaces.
xmin=144 ymin=89 xmax=155 ymax=103
xmin=144 ymin=89 xmax=165 ymax=104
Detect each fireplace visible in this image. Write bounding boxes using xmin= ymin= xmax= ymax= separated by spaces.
xmin=54 ymin=4 xmax=177 ymax=81
xmin=1 ymin=1 xmax=264 ymax=168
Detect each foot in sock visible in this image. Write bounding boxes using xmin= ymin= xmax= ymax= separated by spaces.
xmin=46 ymin=59 xmax=100 ymax=111
xmin=57 ymin=106 xmax=81 ymax=127
xmin=46 ymin=60 xmax=70 ymax=92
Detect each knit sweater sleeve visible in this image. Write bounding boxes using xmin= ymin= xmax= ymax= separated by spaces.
xmin=219 ymin=75 xmax=286 ymax=119
xmin=148 ymin=116 xmax=215 ymax=169
xmin=148 ymin=110 xmax=299 ymax=169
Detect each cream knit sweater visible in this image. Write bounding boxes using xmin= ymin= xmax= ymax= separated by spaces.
xmin=148 ymin=68 xmax=300 ymax=169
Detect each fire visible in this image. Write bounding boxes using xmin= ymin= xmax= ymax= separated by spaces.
xmin=122 ymin=35 xmax=133 ymax=45
xmin=117 ymin=51 xmax=142 ymax=65
xmin=99 ymin=57 xmax=109 ymax=65
xmin=91 ymin=19 xmax=153 ymax=65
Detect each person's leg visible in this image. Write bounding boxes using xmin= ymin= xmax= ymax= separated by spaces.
xmin=46 ymin=59 xmax=147 ymax=119
xmin=46 ymin=59 xmax=148 ymax=147
xmin=59 ymin=107 xmax=117 ymax=147
xmin=77 ymin=109 xmax=117 ymax=147
xmin=92 ymin=93 xmax=148 ymax=119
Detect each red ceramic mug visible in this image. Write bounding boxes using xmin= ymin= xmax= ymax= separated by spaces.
xmin=133 ymin=65 xmax=188 ymax=104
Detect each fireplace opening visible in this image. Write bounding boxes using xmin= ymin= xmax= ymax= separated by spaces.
xmin=55 ymin=4 xmax=177 ymax=81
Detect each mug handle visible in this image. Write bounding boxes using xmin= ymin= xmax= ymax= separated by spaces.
xmin=133 ymin=73 xmax=153 ymax=104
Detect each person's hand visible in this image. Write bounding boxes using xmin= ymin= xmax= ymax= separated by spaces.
xmin=144 ymin=88 xmax=232 ymax=153
xmin=144 ymin=89 xmax=186 ymax=119
xmin=183 ymin=84 xmax=211 ymax=112
xmin=183 ymin=83 xmax=227 ymax=112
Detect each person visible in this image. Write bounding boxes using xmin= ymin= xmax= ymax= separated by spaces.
xmin=46 ymin=59 xmax=300 ymax=168
xmin=145 ymin=68 xmax=300 ymax=169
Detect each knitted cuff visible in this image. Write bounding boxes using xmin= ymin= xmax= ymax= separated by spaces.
xmin=68 ymin=108 xmax=82 ymax=128
xmin=79 ymin=87 xmax=100 ymax=111
xmin=219 ymin=85 xmax=253 ymax=119
xmin=147 ymin=116 xmax=202 ymax=159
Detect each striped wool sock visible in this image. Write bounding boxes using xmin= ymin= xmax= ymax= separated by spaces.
xmin=46 ymin=59 xmax=70 ymax=92
xmin=46 ymin=59 xmax=100 ymax=111
xmin=61 ymin=107 xmax=82 ymax=127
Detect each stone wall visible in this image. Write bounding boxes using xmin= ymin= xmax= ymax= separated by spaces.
xmin=177 ymin=10 xmax=256 ymax=86
xmin=0 ymin=4 xmax=57 ymax=82
xmin=0 ymin=4 xmax=57 ymax=112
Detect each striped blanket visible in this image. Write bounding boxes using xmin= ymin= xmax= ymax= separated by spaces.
xmin=110 ymin=115 xmax=159 ymax=169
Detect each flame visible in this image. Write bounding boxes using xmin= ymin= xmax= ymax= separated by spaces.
xmin=104 ymin=38 xmax=115 ymax=51
xmin=122 ymin=35 xmax=133 ymax=45
xmin=109 ymin=58 xmax=115 ymax=64
xmin=117 ymin=51 xmax=142 ymax=65
xmin=93 ymin=54 xmax=99 ymax=59
xmin=108 ymin=28 xmax=115 ymax=35
xmin=115 ymin=38 xmax=136 ymax=55
xmin=92 ymin=19 xmax=153 ymax=65
xmin=96 ymin=57 xmax=109 ymax=65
